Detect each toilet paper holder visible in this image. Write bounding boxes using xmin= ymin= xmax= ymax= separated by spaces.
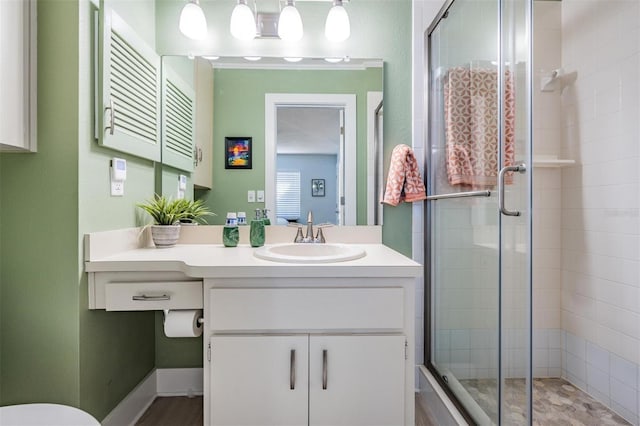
xmin=163 ymin=309 xmax=204 ymax=324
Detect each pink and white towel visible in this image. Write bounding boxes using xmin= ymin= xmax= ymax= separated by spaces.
xmin=444 ymin=67 xmax=516 ymax=188
xmin=382 ymin=144 xmax=427 ymax=206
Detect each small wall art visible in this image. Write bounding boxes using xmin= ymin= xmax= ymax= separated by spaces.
xmin=225 ymin=137 xmax=252 ymax=169
xmin=311 ymin=179 xmax=325 ymax=197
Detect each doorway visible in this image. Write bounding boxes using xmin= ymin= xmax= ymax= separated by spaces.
xmin=265 ymin=93 xmax=357 ymax=225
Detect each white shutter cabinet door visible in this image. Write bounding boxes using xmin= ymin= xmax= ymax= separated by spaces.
xmin=309 ymin=334 xmax=406 ymax=426
xmin=210 ymin=335 xmax=309 ymax=426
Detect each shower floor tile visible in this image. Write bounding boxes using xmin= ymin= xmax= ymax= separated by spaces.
xmin=460 ymin=378 xmax=631 ymax=425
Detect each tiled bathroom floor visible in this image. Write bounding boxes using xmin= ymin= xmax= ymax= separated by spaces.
xmin=461 ymin=378 xmax=631 ymax=425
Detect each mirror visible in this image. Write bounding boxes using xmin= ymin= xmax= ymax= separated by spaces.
xmin=160 ymin=56 xmax=383 ymax=225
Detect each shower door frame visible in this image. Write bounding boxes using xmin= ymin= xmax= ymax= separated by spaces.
xmin=423 ymin=0 xmax=534 ymax=423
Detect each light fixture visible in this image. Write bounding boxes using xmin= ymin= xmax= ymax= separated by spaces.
xmin=284 ymin=57 xmax=303 ymax=63
xmin=325 ymin=0 xmax=350 ymax=42
xmin=244 ymin=56 xmax=262 ymax=61
xmin=230 ymin=0 xmax=257 ymax=41
xmin=324 ymin=57 xmax=343 ymax=63
xmin=179 ymin=0 xmax=207 ymax=40
xmin=278 ymin=0 xmax=303 ymax=42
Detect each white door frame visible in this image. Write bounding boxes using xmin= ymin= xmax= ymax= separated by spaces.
xmin=265 ymin=93 xmax=357 ymax=226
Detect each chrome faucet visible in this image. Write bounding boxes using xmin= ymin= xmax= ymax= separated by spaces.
xmin=304 ymin=211 xmax=315 ymax=243
xmin=288 ymin=211 xmax=331 ymax=243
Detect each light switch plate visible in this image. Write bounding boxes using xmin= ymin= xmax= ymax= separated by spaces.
xmin=247 ymin=190 xmax=256 ymax=203
xmin=257 ymin=190 xmax=265 ymax=202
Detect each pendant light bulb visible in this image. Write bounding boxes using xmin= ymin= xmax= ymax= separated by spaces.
xmin=179 ymin=0 xmax=207 ymax=40
xmin=325 ymin=0 xmax=350 ymax=42
xmin=278 ymin=1 xmax=303 ymax=42
xmin=230 ymin=0 xmax=257 ymax=41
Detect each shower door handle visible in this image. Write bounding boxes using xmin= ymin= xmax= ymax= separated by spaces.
xmin=498 ymin=163 xmax=526 ymax=217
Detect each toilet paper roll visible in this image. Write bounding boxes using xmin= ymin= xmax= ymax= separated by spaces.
xmin=163 ymin=309 xmax=203 ymax=338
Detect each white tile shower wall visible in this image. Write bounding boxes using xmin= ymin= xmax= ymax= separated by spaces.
xmin=560 ymin=0 xmax=640 ymax=424
xmin=562 ymin=331 xmax=639 ymax=425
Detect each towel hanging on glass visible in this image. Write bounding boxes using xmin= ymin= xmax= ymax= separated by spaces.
xmin=444 ymin=66 xmax=516 ymax=188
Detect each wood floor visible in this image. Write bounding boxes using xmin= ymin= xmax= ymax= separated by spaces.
xmin=136 ymin=396 xmax=437 ymax=426
xmin=136 ymin=396 xmax=203 ymax=426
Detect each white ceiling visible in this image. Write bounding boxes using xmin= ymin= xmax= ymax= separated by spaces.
xmin=276 ymin=106 xmax=341 ymax=155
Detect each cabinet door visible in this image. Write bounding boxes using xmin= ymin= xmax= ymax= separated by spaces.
xmin=210 ymin=335 xmax=308 ymax=426
xmin=193 ymin=57 xmax=213 ymax=189
xmin=161 ymin=61 xmax=195 ymax=172
xmin=98 ymin=5 xmax=161 ymax=161
xmin=309 ymin=334 xmax=406 ymax=426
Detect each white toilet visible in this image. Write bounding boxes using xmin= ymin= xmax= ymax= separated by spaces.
xmin=0 ymin=403 xmax=100 ymax=426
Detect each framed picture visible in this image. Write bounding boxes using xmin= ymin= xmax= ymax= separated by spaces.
xmin=225 ymin=137 xmax=252 ymax=169
xmin=311 ymin=179 xmax=325 ymax=197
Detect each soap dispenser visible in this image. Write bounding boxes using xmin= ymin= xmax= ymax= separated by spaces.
xmin=261 ymin=208 xmax=271 ymax=225
xmin=250 ymin=209 xmax=265 ymax=247
xmin=222 ymin=212 xmax=239 ymax=247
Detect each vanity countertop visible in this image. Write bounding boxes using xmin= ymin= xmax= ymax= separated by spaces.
xmin=85 ymin=243 xmax=422 ymax=278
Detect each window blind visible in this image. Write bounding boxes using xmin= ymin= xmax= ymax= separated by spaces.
xmin=276 ymin=171 xmax=301 ymax=220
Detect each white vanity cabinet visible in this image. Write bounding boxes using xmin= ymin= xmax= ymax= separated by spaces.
xmin=84 ymin=232 xmax=422 ymax=426
xmin=210 ymin=334 xmax=405 ymax=426
xmin=205 ymin=278 xmax=413 ymax=426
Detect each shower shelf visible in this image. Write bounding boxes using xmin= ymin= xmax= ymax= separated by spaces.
xmin=531 ymin=155 xmax=575 ymax=168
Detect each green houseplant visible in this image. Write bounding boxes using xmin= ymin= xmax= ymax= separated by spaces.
xmin=178 ymin=198 xmax=216 ymax=225
xmin=137 ymin=196 xmax=213 ymax=247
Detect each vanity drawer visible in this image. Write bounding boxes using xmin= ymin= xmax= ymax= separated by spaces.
xmin=210 ymin=287 xmax=404 ymax=331
xmin=105 ymin=281 xmax=203 ymax=311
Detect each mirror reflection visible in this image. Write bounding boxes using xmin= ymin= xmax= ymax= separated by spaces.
xmin=160 ymin=56 xmax=383 ymax=225
xmin=277 ymin=106 xmax=342 ymax=225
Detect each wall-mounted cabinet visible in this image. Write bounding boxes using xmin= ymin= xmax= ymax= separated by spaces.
xmin=0 ymin=0 xmax=37 ymax=152
xmin=97 ymin=5 xmax=161 ymax=162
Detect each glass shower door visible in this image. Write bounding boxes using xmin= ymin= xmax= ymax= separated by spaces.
xmin=426 ymin=0 xmax=532 ymax=424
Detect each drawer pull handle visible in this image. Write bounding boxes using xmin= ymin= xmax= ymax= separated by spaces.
xmin=322 ymin=349 xmax=328 ymax=390
xmin=290 ymin=349 xmax=296 ymax=390
xmin=132 ymin=294 xmax=170 ymax=301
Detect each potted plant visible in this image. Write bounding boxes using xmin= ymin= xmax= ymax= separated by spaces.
xmin=179 ymin=198 xmax=216 ymax=225
xmin=137 ymin=196 xmax=211 ymax=248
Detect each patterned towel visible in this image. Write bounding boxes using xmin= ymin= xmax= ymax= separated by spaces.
xmin=382 ymin=144 xmax=427 ymax=206
xmin=444 ymin=67 xmax=515 ymax=188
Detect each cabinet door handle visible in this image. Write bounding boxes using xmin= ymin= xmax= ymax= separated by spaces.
xmin=290 ymin=349 xmax=296 ymax=390
xmin=132 ymin=294 xmax=170 ymax=301
xmin=322 ymin=349 xmax=328 ymax=390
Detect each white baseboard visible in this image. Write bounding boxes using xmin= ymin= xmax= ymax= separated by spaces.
xmin=157 ymin=368 xmax=204 ymax=397
xmin=101 ymin=368 xmax=203 ymax=426
xmin=101 ymin=370 xmax=157 ymax=426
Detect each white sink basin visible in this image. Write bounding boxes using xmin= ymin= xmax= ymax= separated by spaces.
xmin=254 ymin=243 xmax=366 ymax=263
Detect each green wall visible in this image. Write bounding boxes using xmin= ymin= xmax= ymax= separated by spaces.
xmin=0 ymin=0 xmax=158 ymax=420
xmin=200 ymin=67 xmax=381 ymax=225
xmin=0 ymin=0 xmax=81 ymax=407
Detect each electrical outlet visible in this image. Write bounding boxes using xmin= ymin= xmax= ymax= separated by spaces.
xmin=111 ymin=181 xmax=124 ymax=196
xmin=257 ymin=190 xmax=265 ymax=202
xmin=247 ymin=190 xmax=256 ymax=203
